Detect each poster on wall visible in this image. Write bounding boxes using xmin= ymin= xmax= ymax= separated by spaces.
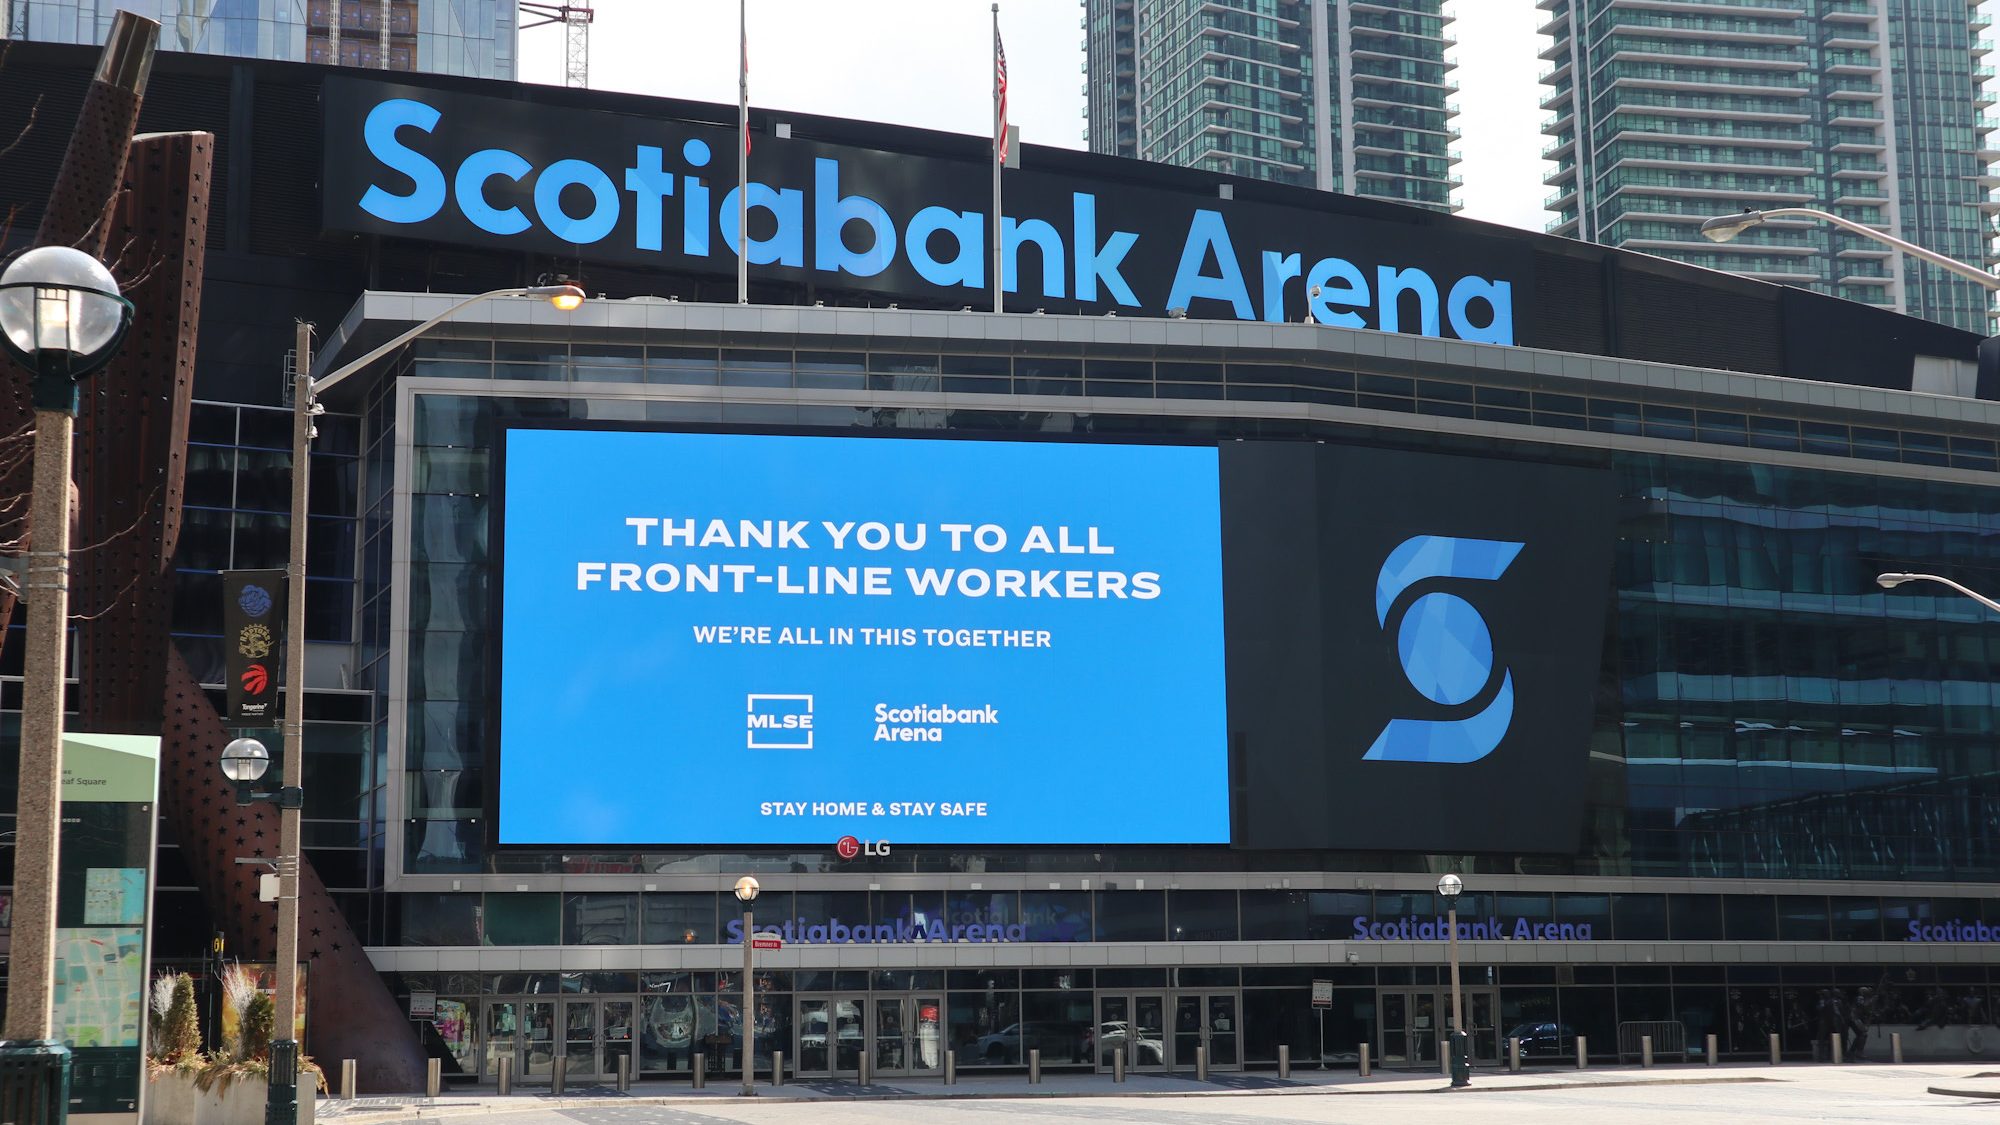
xmin=495 ymin=427 xmax=1229 ymax=846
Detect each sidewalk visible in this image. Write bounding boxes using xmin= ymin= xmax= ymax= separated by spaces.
xmin=314 ymin=1060 xmax=1983 ymax=1121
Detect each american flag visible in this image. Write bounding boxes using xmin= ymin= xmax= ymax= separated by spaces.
xmin=995 ymin=27 xmax=1009 ymax=165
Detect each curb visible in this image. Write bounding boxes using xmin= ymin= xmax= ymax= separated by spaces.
xmin=315 ymin=1073 xmax=1778 ymax=1120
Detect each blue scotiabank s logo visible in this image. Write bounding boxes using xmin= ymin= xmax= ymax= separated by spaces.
xmin=1364 ymin=535 xmax=1523 ymax=765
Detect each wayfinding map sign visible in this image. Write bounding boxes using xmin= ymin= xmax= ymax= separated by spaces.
xmin=53 ymin=733 xmax=160 ymax=1121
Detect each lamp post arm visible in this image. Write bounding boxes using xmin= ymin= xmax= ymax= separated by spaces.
xmin=1753 ymin=208 xmax=2000 ymax=292
xmin=310 ymin=288 xmax=530 ymax=397
xmin=1885 ymin=573 xmax=2000 ymax=616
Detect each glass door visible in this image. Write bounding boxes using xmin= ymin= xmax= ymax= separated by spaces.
xmin=483 ymin=1001 xmax=517 ymax=1081
xmin=1204 ymin=994 xmax=1239 ymax=1068
xmin=522 ymin=1000 xmax=557 ymax=1083
xmin=1467 ymin=989 xmax=1499 ymax=1064
xmin=603 ymin=999 xmax=634 ymax=1080
xmin=831 ymin=995 xmax=865 ymax=1076
xmin=1377 ymin=990 xmax=1441 ymax=1069
xmin=795 ymin=997 xmax=831 ymax=1075
xmin=562 ymin=1000 xmax=599 ymax=1082
xmin=869 ymin=995 xmax=944 ymax=1077
xmin=1170 ymin=992 xmax=1240 ymax=1072
xmin=1094 ymin=993 xmax=1169 ymax=1072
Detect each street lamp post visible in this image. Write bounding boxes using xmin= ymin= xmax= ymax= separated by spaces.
xmin=0 ymin=246 xmax=134 ymax=1121
xmin=1878 ymin=572 xmax=2000 ymax=615
xmin=734 ymin=876 xmax=760 ymax=1095
xmin=1700 ymin=207 xmax=2000 ymax=292
xmin=250 ymin=284 xmax=583 ymax=1123
xmin=1436 ymin=873 xmax=1468 ymax=1089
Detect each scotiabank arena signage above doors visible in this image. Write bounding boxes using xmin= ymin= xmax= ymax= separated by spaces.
xmin=320 ymin=78 xmax=1530 ymax=340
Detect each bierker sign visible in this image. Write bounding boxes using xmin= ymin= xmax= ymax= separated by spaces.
xmin=320 ymin=78 xmax=1531 ymax=339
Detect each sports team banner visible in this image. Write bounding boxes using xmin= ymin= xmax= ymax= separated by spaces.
xmin=221 ymin=570 xmax=286 ymax=723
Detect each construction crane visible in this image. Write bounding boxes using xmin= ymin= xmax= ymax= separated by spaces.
xmin=521 ymin=2 xmax=594 ymax=88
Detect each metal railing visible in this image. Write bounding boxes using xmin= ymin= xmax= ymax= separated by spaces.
xmin=1617 ymin=1020 xmax=1688 ymax=1063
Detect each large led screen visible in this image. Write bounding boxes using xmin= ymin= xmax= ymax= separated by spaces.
xmin=496 ymin=428 xmax=1229 ymax=845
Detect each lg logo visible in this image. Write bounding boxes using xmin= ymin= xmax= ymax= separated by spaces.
xmin=1365 ymin=534 xmax=1523 ymax=765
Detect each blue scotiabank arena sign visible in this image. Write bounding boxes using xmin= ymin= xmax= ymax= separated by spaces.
xmin=497 ymin=429 xmax=1229 ymax=846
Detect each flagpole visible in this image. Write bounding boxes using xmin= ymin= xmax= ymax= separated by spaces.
xmin=738 ymin=0 xmax=749 ymax=305
xmin=991 ymin=3 xmax=1002 ymax=314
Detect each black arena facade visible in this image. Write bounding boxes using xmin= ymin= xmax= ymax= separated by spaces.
xmin=8 ymin=43 xmax=2000 ymax=1082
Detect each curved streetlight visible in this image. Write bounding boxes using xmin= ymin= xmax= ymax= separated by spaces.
xmin=733 ymin=876 xmax=762 ymax=1096
xmin=0 ymin=245 xmax=136 ymax=1086
xmin=1435 ymin=873 xmax=1467 ymax=1087
xmin=1699 ymin=208 xmax=2000 ymax=292
xmin=1877 ymin=572 xmax=2000 ymax=615
xmin=250 ymin=283 xmax=586 ymax=1124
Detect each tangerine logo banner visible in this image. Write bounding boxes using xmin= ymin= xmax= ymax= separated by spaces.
xmin=495 ymin=428 xmax=1229 ymax=846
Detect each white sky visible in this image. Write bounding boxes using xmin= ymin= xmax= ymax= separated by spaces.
xmin=516 ymin=0 xmax=1554 ymax=231
xmin=515 ymin=1 xmax=1995 ymax=235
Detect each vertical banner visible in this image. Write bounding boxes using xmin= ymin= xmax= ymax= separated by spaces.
xmin=221 ymin=569 xmax=286 ymax=722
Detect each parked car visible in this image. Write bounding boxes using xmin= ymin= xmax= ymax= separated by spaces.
xmin=974 ymin=1021 xmax=1089 ymax=1063
xmin=1084 ymin=1020 xmax=1165 ymax=1065
xmin=1506 ymin=1021 xmax=1577 ymax=1057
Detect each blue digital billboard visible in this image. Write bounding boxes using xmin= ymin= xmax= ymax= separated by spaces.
xmin=496 ymin=428 xmax=1229 ymax=845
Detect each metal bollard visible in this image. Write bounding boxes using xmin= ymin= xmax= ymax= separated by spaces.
xmin=858 ymin=1049 xmax=870 ymax=1087
xmin=1576 ymin=1035 xmax=1588 ymax=1070
xmin=552 ymin=1056 xmax=566 ymax=1096
xmin=1113 ymin=1047 xmax=1126 ymax=1082
xmin=617 ymin=1053 xmax=630 ymax=1093
xmin=1707 ymin=1034 xmax=1718 ymax=1066
xmin=1892 ymin=1032 xmax=1904 ymax=1065
xmin=945 ymin=1049 xmax=957 ymax=1085
xmin=427 ymin=1057 xmax=441 ymax=1098
xmin=1769 ymin=1033 xmax=1781 ymax=1065
xmin=773 ymin=1051 xmax=784 ymax=1087
xmin=1830 ymin=1034 xmax=1843 ymax=1065
xmin=1196 ymin=1045 xmax=1209 ymax=1082
xmin=1508 ymin=1037 xmax=1521 ymax=1073
xmin=1278 ymin=1044 xmax=1291 ymax=1079
xmin=1440 ymin=1040 xmax=1451 ymax=1077
xmin=692 ymin=1053 xmax=706 ymax=1089
xmin=341 ymin=1058 xmax=358 ymax=1100
xmin=1641 ymin=1035 xmax=1654 ymax=1068
xmin=1029 ymin=1048 xmax=1041 ymax=1084
xmin=496 ymin=1056 xmax=511 ymax=1097
xmin=1358 ymin=1043 xmax=1371 ymax=1077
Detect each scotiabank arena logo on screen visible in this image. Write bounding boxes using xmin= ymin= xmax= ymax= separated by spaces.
xmin=746 ymin=694 xmax=814 ymax=749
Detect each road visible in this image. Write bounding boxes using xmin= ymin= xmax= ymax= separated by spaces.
xmin=327 ymin=1066 xmax=1995 ymax=1125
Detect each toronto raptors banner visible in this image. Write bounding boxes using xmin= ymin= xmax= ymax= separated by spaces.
xmin=222 ymin=570 xmax=286 ymax=723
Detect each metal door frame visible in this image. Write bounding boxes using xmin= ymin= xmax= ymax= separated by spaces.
xmin=1376 ymin=986 xmax=1502 ymax=1069
xmin=559 ymin=997 xmax=603 ymax=1082
xmin=866 ymin=993 xmax=945 ymax=1078
xmin=1169 ymin=990 xmax=1242 ymax=1073
xmin=793 ymin=992 xmax=868 ymax=1078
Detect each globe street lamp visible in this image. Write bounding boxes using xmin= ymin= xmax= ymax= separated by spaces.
xmin=251 ymin=283 xmax=583 ymax=1123
xmin=733 ymin=876 xmax=761 ymax=1095
xmin=0 ymin=245 xmax=135 ymax=1115
xmin=1878 ymin=572 xmax=2000 ymax=616
xmin=1436 ymin=873 xmax=1468 ymax=1088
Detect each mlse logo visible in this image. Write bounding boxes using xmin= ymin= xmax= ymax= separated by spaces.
xmin=1365 ymin=535 xmax=1522 ymax=765
xmin=348 ymin=96 xmax=1514 ymax=342
xmin=747 ymin=694 xmax=813 ymax=749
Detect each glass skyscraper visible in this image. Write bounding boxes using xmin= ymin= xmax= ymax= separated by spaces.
xmin=1084 ymin=0 xmax=1460 ymax=212
xmin=1538 ymin=0 xmax=1995 ymax=332
xmin=2 ymin=0 xmax=516 ymax=79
